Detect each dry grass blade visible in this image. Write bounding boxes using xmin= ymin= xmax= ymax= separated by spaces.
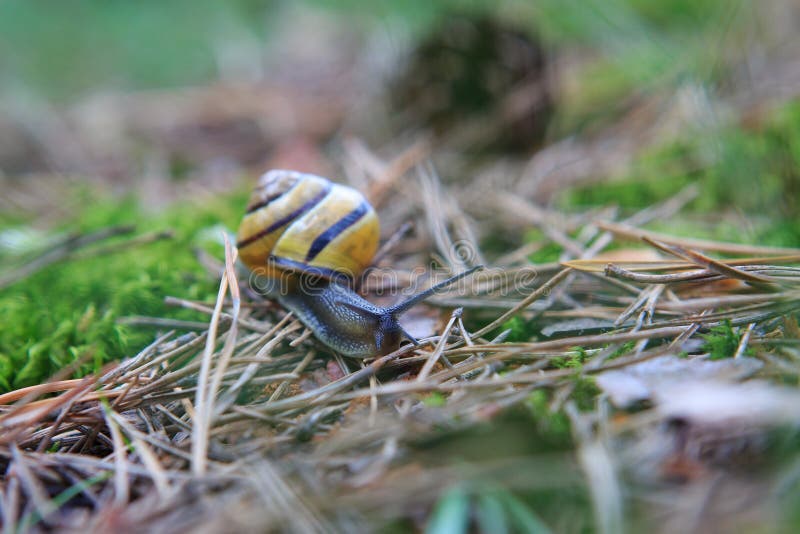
xmin=597 ymin=220 xmax=800 ymax=255
xmin=71 ymin=229 xmax=174 ymax=260
xmin=191 ymin=235 xmax=238 ymax=475
xmin=363 ymin=140 xmax=430 ymax=209
xmin=418 ymin=163 xmax=484 ymax=271
xmin=1 ymin=474 xmax=21 ymax=534
xmin=0 ymin=225 xmax=136 ymax=289
xmin=472 ymin=267 xmax=572 ymax=338
xmin=0 ymin=379 xmax=91 ymax=405
xmin=604 ymin=263 xmax=719 ymax=283
xmin=206 ymin=237 xmax=241 ymax=421
xmin=0 ymin=375 xmax=99 ymax=438
xmin=417 ymin=308 xmax=462 ymax=381
xmin=566 ymin=402 xmax=623 ymax=534
xmin=101 ymin=404 xmax=129 ymax=505
xmin=563 ymin=254 xmax=800 ymax=272
xmin=9 ymin=445 xmax=56 ymax=525
xmin=642 ymin=237 xmax=782 ymax=285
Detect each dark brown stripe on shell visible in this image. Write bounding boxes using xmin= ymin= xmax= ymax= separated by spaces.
xmin=237 ymin=182 xmax=332 ymax=249
xmin=245 ymin=179 xmax=300 ymax=213
xmin=305 ymin=201 xmax=370 ymax=262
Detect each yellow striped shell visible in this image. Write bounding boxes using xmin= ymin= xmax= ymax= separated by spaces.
xmin=236 ymin=170 xmax=380 ymax=281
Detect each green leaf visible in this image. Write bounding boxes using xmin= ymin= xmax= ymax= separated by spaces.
xmin=499 ymin=490 xmax=553 ymax=534
xmin=476 ymin=492 xmax=509 ymax=534
xmin=426 ymin=487 xmax=470 ymax=534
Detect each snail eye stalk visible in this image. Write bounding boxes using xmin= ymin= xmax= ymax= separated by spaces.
xmin=388 ymin=265 xmax=483 ymax=315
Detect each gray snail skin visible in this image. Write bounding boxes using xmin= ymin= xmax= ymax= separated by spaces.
xmin=236 ymin=169 xmax=479 ymax=358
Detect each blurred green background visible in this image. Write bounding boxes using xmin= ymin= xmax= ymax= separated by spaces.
xmin=0 ymin=0 xmax=745 ymax=101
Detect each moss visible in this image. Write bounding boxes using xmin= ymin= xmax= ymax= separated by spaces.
xmin=518 ymin=229 xmax=563 ymax=264
xmin=525 ymin=390 xmax=572 ymax=440
xmin=422 ymin=392 xmax=447 ymax=407
xmin=0 ymin=187 xmax=246 ymax=391
xmin=530 ymin=363 xmax=600 ymax=411
xmin=501 ymin=316 xmax=536 ymax=342
xmin=570 ymin=376 xmax=601 ymax=411
xmin=558 ymin=99 xmax=800 ymax=248
xmin=560 ymin=173 xmax=694 ymax=210
xmin=551 ymin=348 xmax=590 ymax=369
xmin=608 ymin=341 xmax=637 ymax=360
xmin=701 ymin=320 xmax=746 ymax=360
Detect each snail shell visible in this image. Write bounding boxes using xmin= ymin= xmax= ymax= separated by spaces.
xmin=236 ymin=170 xmax=379 ymax=282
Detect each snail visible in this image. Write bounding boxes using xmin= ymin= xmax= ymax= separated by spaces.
xmin=236 ymin=169 xmax=479 ymax=358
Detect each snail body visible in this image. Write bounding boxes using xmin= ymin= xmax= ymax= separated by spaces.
xmin=278 ymin=278 xmax=404 ymax=357
xmin=236 ymin=170 xmax=478 ymax=358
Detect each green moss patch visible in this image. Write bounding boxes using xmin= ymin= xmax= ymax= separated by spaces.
xmin=0 ymin=187 xmax=247 ymax=391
